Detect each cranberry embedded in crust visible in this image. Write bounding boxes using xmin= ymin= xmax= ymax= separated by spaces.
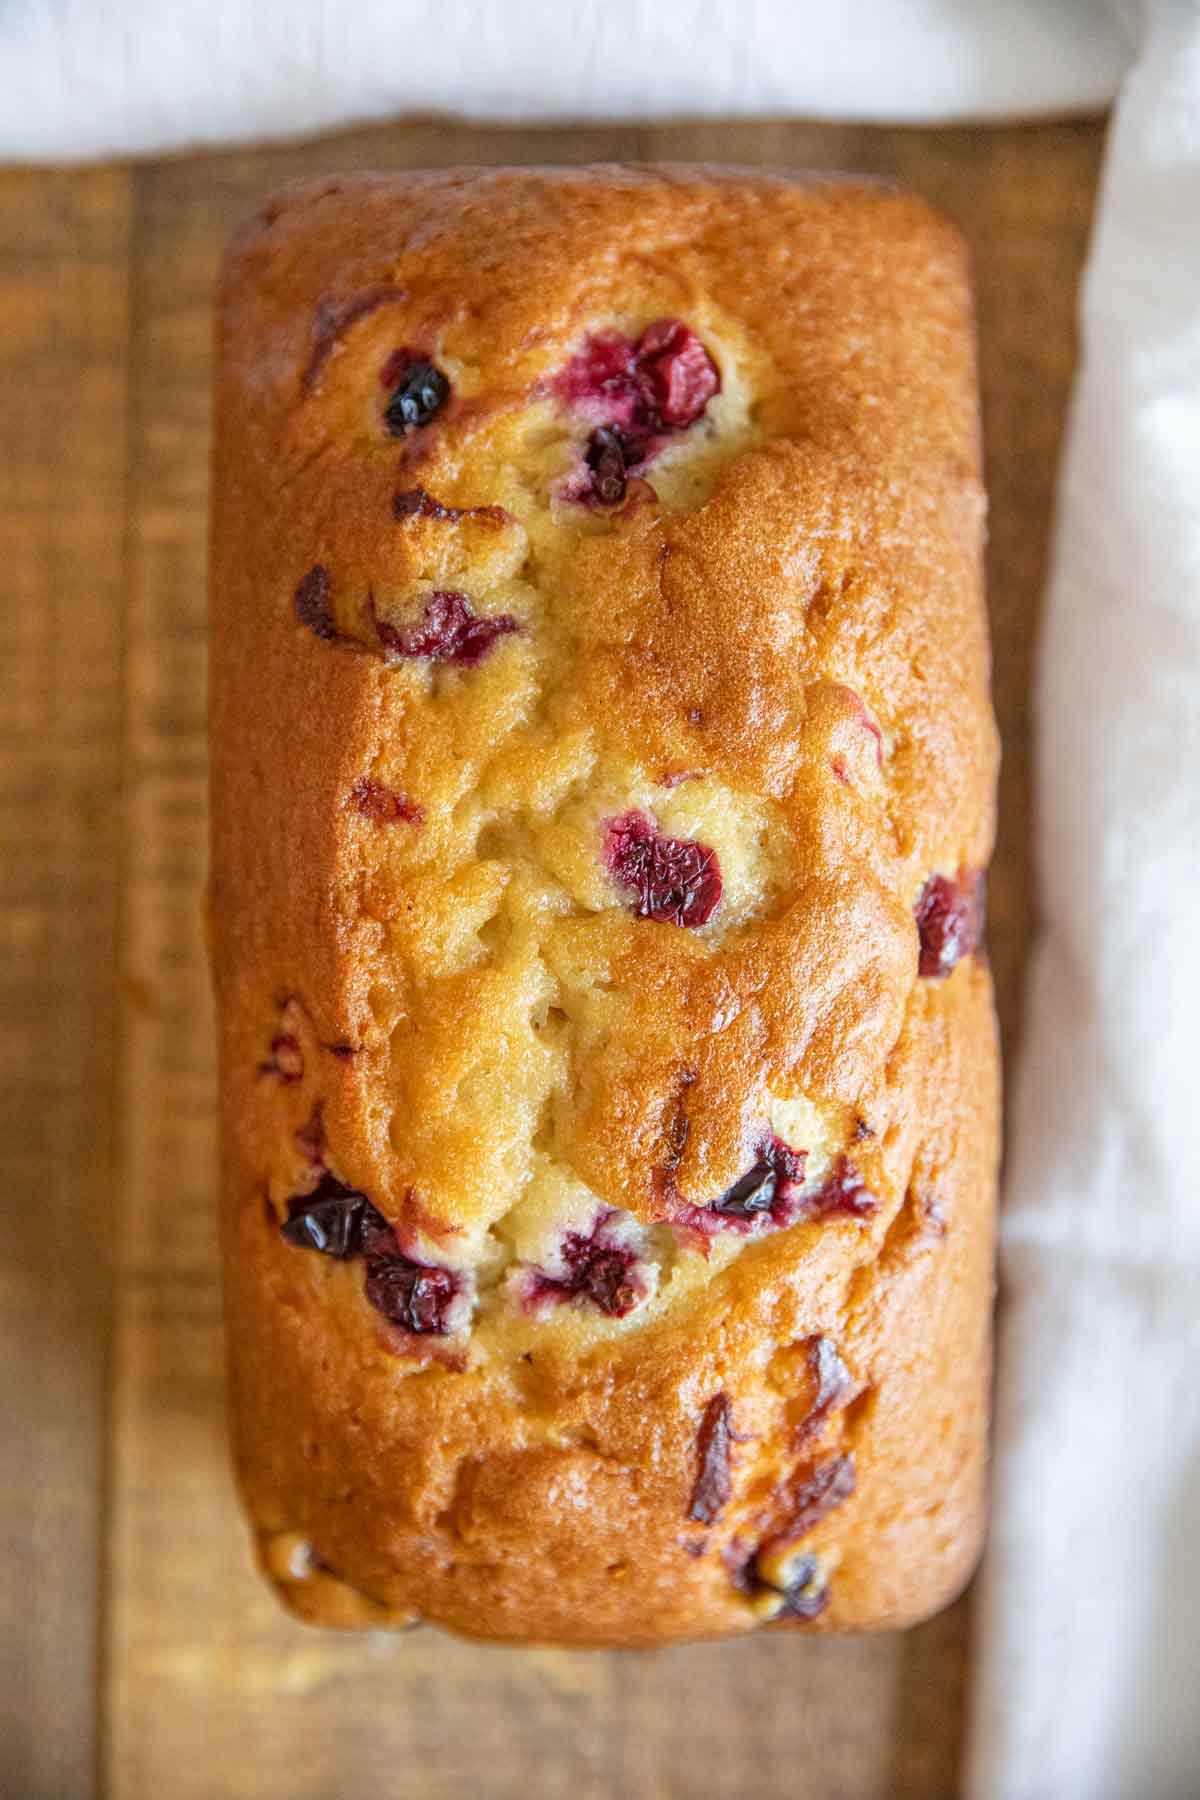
xmin=795 ymin=1155 xmax=877 ymax=1224
xmin=293 ymin=565 xmax=337 ymax=640
xmin=558 ymin=319 xmax=720 ymax=504
xmin=584 ymin=426 xmax=632 ymax=507
xmin=798 ymin=1336 xmax=853 ymax=1441
xmin=688 ymin=1392 xmax=734 ymax=1524
xmin=281 ymin=1172 xmax=464 ymax=1335
xmin=915 ymin=870 xmax=985 ymax=978
xmin=258 ymin=1032 xmax=304 ymax=1083
xmin=664 ymin=1148 xmax=875 ymax=1242
xmin=636 ymin=318 xmax=720 ymax=429
xmin=558 ymin=320 xmax=719 ymax=442
xmin=527 ymin=1214 xmax=643 ymax=1318
xmin=281 ymin=1173 xmax=387 ymax=1259
xmin=712 ymin=1135 xmax=808 ymax=1225
xmin=351 ymin=777 xmax=424 ymax=825
xmin=382 ymin=356 xmax=450 ymax=437
xmin=374 ymin=590 xmax=520 ymax=668
xmin=362 ymin=1252 xmax=462 ymax=1334
xmin=778 ymin=1453 xmax=856 ymax=1540
xmin=603 ymin=810 xmax=722 ymax=929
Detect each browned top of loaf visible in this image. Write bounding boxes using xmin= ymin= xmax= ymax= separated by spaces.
xmin=210 ymin=166 xmax=999 ymax=1645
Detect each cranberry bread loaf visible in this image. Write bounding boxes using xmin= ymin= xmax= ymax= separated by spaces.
xmin=209 ymin=166 xmax=999 ymax=1646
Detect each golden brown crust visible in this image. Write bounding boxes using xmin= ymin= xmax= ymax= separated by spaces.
xmin=209 ymin=165 xmax=999 ymax=1646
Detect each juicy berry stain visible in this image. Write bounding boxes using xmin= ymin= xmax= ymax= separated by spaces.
xmin=374 ymin=590 xmax=519 ymax=667
xmin=382 ymin=356 xmax=450 ymax=437
xmin=603 ymin=810 xmax=722 ymax=929
xmin=796 ymin=1156 xmax=877 ymax=1224
xmin=915 ymin=871 xmax=985 ymax=978
xmin=526 ymin=1213 xmax=644 ymax=1318
xmin=258 ymin=1032 xmax=304 ymax=1083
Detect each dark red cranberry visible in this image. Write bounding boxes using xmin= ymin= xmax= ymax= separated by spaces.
xmin=281 ymin=1174 xmax=388 ymax=1259
xmin=636 ymin=318 xmax=720 ymax=429
xmin=382 ymin=357 xmax=450 ymax=437
xmin=603 ymin=810 xmax=722 ymax=929
xmin=688 ymin=1392 xmax=734 ymax=1524
xmin=258 ymin=1032 xmax=304 ymax=1083
xmin=294 ymin=565 xmax=337 ymax=640
xmin=351 ymin=777 xmax=424 ymax=825
xmin=281 ymin=1168 xmax=464 ymax=1335
xmin=362 ymin=1251 xmax=462 ymax=1334
xmin=528 ymin=1214 xmax=643 ymax=1318
xmin=915 ymin=871 xmax=985 ymax=978
xmin=584 ymin=426 xmax=632 ymax=506
xmin=712 ymin=1136 xmax=808 ymax=1223
xmin=374 ymin=590 xmax=519 ymax=667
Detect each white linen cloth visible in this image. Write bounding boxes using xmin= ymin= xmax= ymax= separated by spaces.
xmin=0 ymin=1 xmax=1127 ymax=162
xmin=966 ymin=6 xmax=1200 ymax=1796
xmin=4 ymin=5 xmax=1198 ymax=1797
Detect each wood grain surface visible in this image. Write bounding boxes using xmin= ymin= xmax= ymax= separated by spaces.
xmin=0 ymin=115 xmax=1104 ymax=1800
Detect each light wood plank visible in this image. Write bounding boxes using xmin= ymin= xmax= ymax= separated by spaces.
xmin=0 ymin=166 xmax=132 ymax=1800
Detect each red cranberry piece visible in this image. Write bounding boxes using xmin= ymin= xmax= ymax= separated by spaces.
xmin=281 ymin=1174 xmax=388 ymax=1259
xmin=294 ymin=565 xmax=337 ymax=640
xmin=374 ymin=590 xmax=519 ymax=668
xmin=362 ymin=1250 xmax=462 ymax=1334
xmin=688 ymin=1392 xmax=734 ymax=1524
xmin=713 ymin=1135 xmax=808 ymax=1224
xmin=527 ymin=1213 xmax=644 ymax=1318
xmin=382 ymin=357 xmax=450 ymax=437
xmin=603 ymin=810 xmax=722 ymax=929
xmin=258 ymin=1032 xmax=304 ymax=1083
xmin=915 ymin=871 xmax=985 ymax=978
xmin=637 ymin=318 xmax=720 ymax=429
xmin=557 ymin=320 xmax=719 ymax=448
xmin=351 ymin=777 xmax=424 ymax=825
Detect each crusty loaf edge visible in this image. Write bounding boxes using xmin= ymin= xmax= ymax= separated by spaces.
xmin=209 ymin=165 xmax=999 ymax=1646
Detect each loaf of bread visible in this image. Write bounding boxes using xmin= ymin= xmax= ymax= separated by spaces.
xmin=209 ymin=166 xmax=999 ymax=1647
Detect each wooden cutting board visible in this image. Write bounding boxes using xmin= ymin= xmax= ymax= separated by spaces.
xmin=0 ymin=113 xmax=1103 ymax=1800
